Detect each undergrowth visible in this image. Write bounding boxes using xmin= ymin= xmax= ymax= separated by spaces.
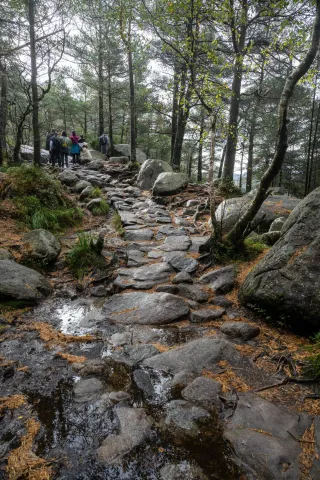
xmin=91 ymin=199 xmax=109 ymax=216
xmin=216 ymin=179 xmax=242 ymax=199
xmin=112 ymin=212 xmax=125 ymax=236
xmin=89 ymin=186 xmax=102 ymax=198
xmin=304 ymin=333 xmax=320 ymax=380
xmin=0 ymin=165 xmax=83 ymax=232
xmin=66 ymin=233 xmax=105 ymax=279
xmin=127 ymin=161 xmax=140 ymax=171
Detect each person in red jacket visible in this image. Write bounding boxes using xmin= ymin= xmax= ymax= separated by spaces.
xmin=69 ymin=131 xmax=80 ymax=164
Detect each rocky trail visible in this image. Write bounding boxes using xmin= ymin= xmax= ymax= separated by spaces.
xmin=1 ymin=152 xmax=320 ymax=480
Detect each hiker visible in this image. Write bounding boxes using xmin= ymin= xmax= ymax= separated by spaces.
xmin=99 ymin=133 xmax=109 ymax=156
xmin=46 ymin=130 xmax=55 ymax=151
xmin=78 ymin=135 xmax=86 ymax=150
xmin=50 ymin=132 xmax=61 ymax=167
xmin=69 ymin=131 xmax=80 ymax=164
xmin=60 ymin=131 xmax=71 ymax=168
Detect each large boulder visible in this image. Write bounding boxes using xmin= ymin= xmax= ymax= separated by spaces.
xmin=58 ymin=170 xmax=79 ymax=186
xmin=224 ymin=393 xmax=311 ymax=480
xmin=215 ymin=194 xmax=300 ymax=234
xmin=153 ymin=173 xmax=188 ymax=196
xmin=239 ymin=187 xmax=320 ymax=330
xmin=23 ymin=229 xmax=61 ymax=264
xmin=137 ymin=159 xmax=173 ymax=190
xmin=0 ymin=260 xmax=52 ymax=303
xmin=114 ymin=144 xmax=147 ymax=164
xmin=103 ymin=291 xmax=189 ymax=325
xmin=20 ymin=145 xmax=49 ymax=164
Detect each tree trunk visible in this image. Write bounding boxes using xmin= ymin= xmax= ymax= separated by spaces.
xmin=107 ymin=58 xmax=115 ymax=156
xmin=98 ymin=23 xmax=104 ymax=137
xmin=308 ymin=101 xmax=320 ymax=192
xmin=197 ymin=114 xmax=205 ymax=182
xmin=0 ymin=61 xmax=7 ymax=166
xmin=227 ymin=1 xmax=320 ymax=245
xmin=127 ymin=21 xmax=136 ymax=163
xmin=218 ymin=143 xmax=226 ymax=179
xmin=171 ymin=65 xmax=191 ymax=170
xmin=246 ymin=123 xmax=254 ymax=192
xmin=171 ymin=63 xmax=179 ymax=164
xmin=28 ymin=0 xmax=41 ymax=166
xmin=208 ymin=114 xmax=221 ymax=241
xmin=304 ymin=73 xmax=318 ymax=195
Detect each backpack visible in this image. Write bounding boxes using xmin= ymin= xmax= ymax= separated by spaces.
xmin=52 ymin=136 xmax=61 ymax=150
xmin=61 ymin=137 xmax=68 ymax=148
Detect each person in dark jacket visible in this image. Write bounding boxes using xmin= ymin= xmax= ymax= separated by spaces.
xmin=50 ymin=132 xmax=61 ymax=167
xmin=46 ymin=130 xmax=55 ymax=151
xmin=99 ymin=133 xmax=109 ymax=156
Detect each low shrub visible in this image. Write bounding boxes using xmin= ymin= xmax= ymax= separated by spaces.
xmin=90 ymin=186 xmax=102 ymax=198
xmin=66 ymin=233 xmax=105 ymax=279
xmin=243 ymin=237 xmax=268 ymax=255
xmin=91 ymin=199 xmax=109 ymax=216
xmin=127 ymin=161 xmax=140 ymax=171
xmin=112 ymin=212 xmax=125 ymax=236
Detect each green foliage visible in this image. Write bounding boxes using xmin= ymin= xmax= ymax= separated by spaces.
xmin=243 ymin=237 xmax=268 ymax=254
xmin=217 ymin=180 xmax=242 ymax=199
xmin=91 ymin=199 xmax=110 ymax=216
xmin=66 ymin=233 xmax=105 ymax=279
xmin=127 ymin=161 xmax=141 ymax=171
xmin=30 ymin=206 xmax=83 ymax=231
xmin=112 ymin=212 xmax=125 ymax=236
xmin=90 ymin=186 xmax=102 ymax=198
xmin=303 ymin=333 xmax=320 ymax=380
xmin=5 ymin=165 xmax=66 ymax=208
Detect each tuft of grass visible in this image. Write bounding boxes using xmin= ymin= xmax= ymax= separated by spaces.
xmin=304 ymin=333 xmax=320 ymax=380
xmin=127 ymin=161 xmax=140 ymax=171
xmin=90 ymin=186 xmax=102 ymax=198
xmin=66 ymin=233 xmax=105 ymax=279
xmin=244 ymin=237 xmax=268 ymax=255
xmin=91 ymin=199 xmax=109 ymax=216
xmin=112 ymin=212 xmax=125 ymax=236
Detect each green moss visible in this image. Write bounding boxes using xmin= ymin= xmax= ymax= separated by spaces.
xmin=0 ymin=300 xmax=29 ymax=313
xmin=127 ymin=161 xmax=140 ymax=171
xmin=244 ymin=237 xmax=268 ymax=254
xmin=112 ymin=212 xmax=125 ymax=236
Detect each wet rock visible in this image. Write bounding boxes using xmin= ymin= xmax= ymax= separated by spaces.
xmin=97 ymin=407 xmax=152 ymax=464
xmin=181 ymin=377 xmax=222 ymax=409
xmin=216 ymin=194 xmax=300 ymax=234
xmin=110 ymin=344 xmax=160 ymax=366
xmin=58 ymin=170 xmax=79 ymax=186
xmin=156 ymin=284 xmax=179 ymax=294
xmin=0 ymin=260 xmax=52 ymax=303
xmin=24 ymin=229 xmax=61 ymax=265
xmin=143 ymin=337 xmax=244 ymax=375
xmin=210 ymin=296 xmax=233 ymax=308
xmin=172 ymin=271 xmax=193 ymax=284
xmin=90 ymin=285 xmax=109 ymax=297
xmin=269 ymin=216 xmax=286 ymax=232
xmin=168 ymin=255 xmax=199 ymax=273
xmin=176 ymin=284 xmax=209 ymax=303
xmin=74 ymin=180 xmax=91 ymax=193
xmin=220 ymin=322 xmax=260 ymax=340
xmin=260 ymin=230 xmax=281 ymax=245
xmin=125 ymin=228 xmax=154 ymax=241
xmin=159 ymin=235 xmax=191 ymax=252
xmin=73 ymin=378 xmax=104 ymax=403
xmin=164 ymin=400 xmax=210 ymax=440
xmin=79 ymin=185 xmax=94 ymax=200
xmin=137 ymin=159 xmax=173 ymax=190
xmin=73 ymin=359 xmax=105 ymax=376
xmin=160 ymin=463 xmax=208 ymax=480
xmin=0 ymin=248 xmax=14 ymax=260
xmin=224 ymin=392 xmax=311 ymax=480
xmin=190 ymin=308 xmax=225 ymax=323
xmin=199 ymin=265 xmax=235 ymax=294
xmin=153 ymin=172 xmax=188 ymax=196
xmin=114 ymin=262 xmax=173 ymax=290
xmin=109 ymin=391 xmax=131 ymax=403
xmin=103 ymin=292 xmax=189 ymax=325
